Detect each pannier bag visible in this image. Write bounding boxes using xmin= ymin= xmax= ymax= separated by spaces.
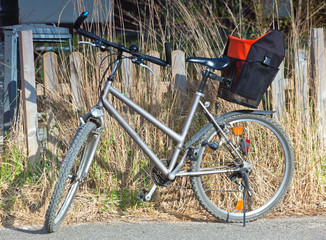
xmin=218 ymin=30 xmax=285 ymax=108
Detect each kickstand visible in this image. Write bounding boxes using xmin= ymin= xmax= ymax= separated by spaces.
xmin=240 ymin=169 xmax=252 ymax=227
xmin=243 ymin=185 xmax=246 ymax=227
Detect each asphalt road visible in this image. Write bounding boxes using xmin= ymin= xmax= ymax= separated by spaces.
xmin=0 ymin=216 xmax=325 ymax=240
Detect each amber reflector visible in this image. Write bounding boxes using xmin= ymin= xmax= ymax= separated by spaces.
xmin=235 ymin=200 xmax=247 ymax=210
xmin=232 ymin=126 xmax=244 ymax=136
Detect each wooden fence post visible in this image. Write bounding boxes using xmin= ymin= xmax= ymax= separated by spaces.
xmin=271 ymin=61 xmax=285 ymax=121
xmin=311 ymin=28 xmax=326 ymax=146
xmin=148 ymin=50 xmax=161 ymax=116
xmin=19 ymin=30 xmax=40 ymax=166
xmin=43 ymin=52 xmax=59 ymax=156
xmin=121 ymin=53 xmax=135 ymax=100
xmin=44 ymin=52 xmax=58 ymax=91
xmin=96 ymin=51 xmax=109 ymax=81
xmin=172 ymin=50 xmax=186 ymax=111
xmin=70 ymin=52 xmax=84 ymax=110
xmin=295 ymin=49 xmax=309 ymax=123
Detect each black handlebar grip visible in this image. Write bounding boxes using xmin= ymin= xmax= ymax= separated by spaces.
xmin=73 ymin=11 xmax=89 ymax=30
xmin=145 ymin=55 xmax=168 ymax=67
xmin=165 ymin=41 xmax=172 ymax=66
xmin=77 ymin=29 xmax=99 ymax=41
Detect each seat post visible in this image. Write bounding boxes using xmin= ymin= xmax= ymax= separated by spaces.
xmin=198 ymin=68 xmax=212 ymax=93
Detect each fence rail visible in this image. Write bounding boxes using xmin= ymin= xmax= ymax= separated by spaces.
xmin=2 ymin=28 xmax=326 ymax=162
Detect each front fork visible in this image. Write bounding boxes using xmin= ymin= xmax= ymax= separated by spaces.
xmin=77 ymin=108 xmax=105 ymax=182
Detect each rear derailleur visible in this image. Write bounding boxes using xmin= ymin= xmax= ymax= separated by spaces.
xmin=229 ymin=162 xmax=253 ymax=197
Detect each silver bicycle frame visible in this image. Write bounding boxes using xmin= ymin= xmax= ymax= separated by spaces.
xmin=86 ymin=59 xmax=240 ymax=181
xmin=101 ymin=81 xmax=205 ymax=180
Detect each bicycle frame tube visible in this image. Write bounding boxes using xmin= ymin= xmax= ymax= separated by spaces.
xmin=109 ymin=86 xmax=183 ymax=143
xmin=96 ymin=60 xmax=238 ymax=180
xmin=176 ymin=168 xmax=240 ymax=177
xmin=101 ymin=80 xmax=203 ymax=179
xmin=80 ymin=127 xmax=104 ymax=180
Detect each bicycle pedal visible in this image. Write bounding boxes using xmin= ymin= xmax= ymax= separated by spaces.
xmin=187 ymin=147 xmax=199 ymax=161
xmin=202 ymin=140 xmax=219 ymax=150
xmin=136 ymin=189 xmax=149 ymax=202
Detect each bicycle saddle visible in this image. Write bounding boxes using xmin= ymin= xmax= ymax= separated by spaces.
xmin=186 ymin=57 xmax=229 ymax=70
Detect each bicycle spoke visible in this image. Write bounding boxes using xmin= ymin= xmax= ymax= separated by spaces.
xmin=190 ymin=113 xmax=294 ymax=223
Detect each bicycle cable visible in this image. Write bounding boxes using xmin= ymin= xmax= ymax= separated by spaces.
xmin=98 ymin=52 xmax=134 ymax=96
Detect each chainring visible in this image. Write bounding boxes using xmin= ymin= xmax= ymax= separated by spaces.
xmin=151 ymin=160 xmax=173 ymax=186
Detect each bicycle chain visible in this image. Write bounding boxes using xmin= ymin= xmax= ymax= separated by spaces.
xmin=152 ymin=157 xmax=242 ymax=193
xmin=163 ymin=183 xmax=242 ymax=192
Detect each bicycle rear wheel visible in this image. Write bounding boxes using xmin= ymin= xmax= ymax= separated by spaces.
xmin=190 ymin=113 xmax=294 ymax=222
xmin=45 ymin=121 xmax=97 ymax=232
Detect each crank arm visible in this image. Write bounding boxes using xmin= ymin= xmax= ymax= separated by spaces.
xmin=145 ymin=184 xmax=158 ymax=201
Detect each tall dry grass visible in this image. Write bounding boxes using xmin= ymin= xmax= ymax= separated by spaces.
xmin=1 ymin=0 xmax=326 ymax=226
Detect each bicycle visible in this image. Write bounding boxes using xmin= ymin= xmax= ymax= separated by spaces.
xmin=45 ymin=12 xmax=294 ymax=232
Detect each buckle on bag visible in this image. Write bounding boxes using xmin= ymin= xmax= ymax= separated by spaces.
xmin=263 ymin=56 xmax=271 ymax=66
xmin=263 ymin=51 xmax=273 ymax=66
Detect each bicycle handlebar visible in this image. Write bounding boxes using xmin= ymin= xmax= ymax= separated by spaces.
xmin=73 ymin=11 xmax=171 ymax=67
xmin=73 ymin=11 xmax=89 ymax=30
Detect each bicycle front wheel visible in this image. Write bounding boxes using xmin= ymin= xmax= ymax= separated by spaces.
xmin=190 ymin=113 xmax=294 ymax=222
xmin=45 ymin=121 xmax=97 ymax=232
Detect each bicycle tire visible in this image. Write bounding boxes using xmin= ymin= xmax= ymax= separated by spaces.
xmin=190 ymin=113 xmax=294 ymax=222
xmin=45 ymin=121 xmax=97 ymax=232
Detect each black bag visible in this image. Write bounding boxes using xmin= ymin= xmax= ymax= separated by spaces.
xmin=218 ymin=30 xmax=285 ymax=108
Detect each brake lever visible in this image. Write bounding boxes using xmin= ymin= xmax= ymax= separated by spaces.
xmin=140 ymin=63 xmax=154 ymax=75
xmin=78 ymin=41 xmax=108 ymax=51
xmin=131 ymin=57 xmax=154 ymax=75
xmin=78 ymin=41 xmax=96 ymax=47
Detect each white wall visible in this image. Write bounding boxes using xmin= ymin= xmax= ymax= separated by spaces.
xmin=19 ymin=0 xmax=113 ymax=24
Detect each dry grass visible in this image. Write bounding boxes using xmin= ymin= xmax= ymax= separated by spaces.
xmin=1 ymin=0 xmax=326 ymax=227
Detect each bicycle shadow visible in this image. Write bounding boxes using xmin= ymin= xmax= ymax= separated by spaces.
xmin=95 ymin=149 xmax=223 ymax=223
xmin=1 ymin=153 xmax=50 ymax=228
xmin=1 ymin=172 xmax=25 ymax=227
xmin=1 ymin=96 xmax=62 ymax=229
xmin=4 ymin=225 xmax=48 ymax=235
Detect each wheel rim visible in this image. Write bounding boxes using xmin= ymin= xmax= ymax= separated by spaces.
xmin=53 ymin=134 xmax=92 ymax=224
xmin=54 ymin=180 xmax=80 ymax=224
xmin=196 ymin=117 xmax=291 ymax=220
